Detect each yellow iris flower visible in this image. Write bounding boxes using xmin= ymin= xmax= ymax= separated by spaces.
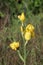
xmin=26 ymin=24 xmax=34 ymax=32
xmin=10 ymin=42 xmax=19 ymax=50
xmin=24 ymin=31 xmax=31 ymax=41
xmin=24 ymin=24 xmax=35 ymax=41
xmin=18 ymin=12 xmax=25 ymax=22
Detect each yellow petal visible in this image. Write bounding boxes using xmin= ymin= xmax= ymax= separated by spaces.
xmin=10 ymin=44 xmax=15 ymax=50
xmin=10 ymin=42 xmax=19 ymax=50
xmin=14 ymin=42 xmax=19 ymax=48
xmin=18 ymin=15 xmax=21 ymax=19
xmin=26 ymin=24 xmax=34 ymax=32
xmin=24 ymin=31 xmax=31 ymax=41
xmin=18 ymin=12 xmax=25 ymax=22
xmin=14 ymin=48 xmax=17 ymax=50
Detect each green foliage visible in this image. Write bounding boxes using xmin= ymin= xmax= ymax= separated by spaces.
xmin=0 ymin=11 xmax=5 ymax=18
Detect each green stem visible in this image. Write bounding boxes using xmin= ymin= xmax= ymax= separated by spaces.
xmin=25 ymin=41 xmax=28 ymax=46
xmin=24 ymin=41 xmax=27 ymax=65
xmin=21 ymin=24 xmax=27 ymax=65
xmin=17 ymin=50 xmax=24 ymax=62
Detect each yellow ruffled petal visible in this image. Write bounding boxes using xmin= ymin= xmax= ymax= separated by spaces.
xmin=18 ymin=15 xmax=21 ymax=20
xmin=24 ymin=31 xmax=31 ymax=41
xmin=14 ymin=42 xmax=19 ymax=48
xmin=18 ymin=12 xmax=25 ymax=22
xmin=10 ymin=42 xmax=19 ymax=50
xmin=26 ymin=24 xmax=34 ymax=32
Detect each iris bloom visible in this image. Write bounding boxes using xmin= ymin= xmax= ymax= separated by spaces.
xmin=18 ymin=12 xmax=25 ymax=22
xmin=10 ymin=42 xmax=20 ymax=50
xmin=26 ymin=24 xmax=34 ymax=32
xmin=24 ymin=24 xmax=35 ymax=41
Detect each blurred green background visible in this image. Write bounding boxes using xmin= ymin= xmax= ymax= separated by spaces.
xmin=0 ymin=0 xmax=43 ymax=65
